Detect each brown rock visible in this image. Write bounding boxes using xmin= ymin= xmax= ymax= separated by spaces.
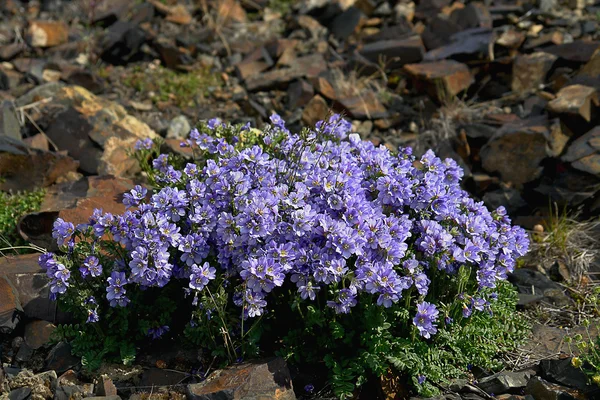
xmin=496 ymin=28 xmax=526 ymax=49
xmin=338 ymin=91 xmax=387 ymax=119
xmin=547 ymin=84 xmax=599 ymax=122
xmin=480 ymin=116 xmax=552 ymax=186
xmin=0 ymin=42 xmax=27 ymax=61
xmin=0 ymin=275 xmax=22 ymax=330
xmin=359 ymin=36 xmax=425 ymax=68
xmin=27 ymin=21 xmax=69 ymax=48
xmin=96 ymin=375 xmax=118 ymax=397
xmin=310 ymin=76 xmax=337 ymax=100
xmin=404 ymin=60 xmax=473 ymax=99
xmin=40 ymin=85 xmax=157 ymax=175
xmin=187 ymin=358 xmax=295 ymax=400
xmin=421 ymin=17 xmax=462 ymax=50
xmin=562 ymin=126 xmax=600 ymax=176
xmin=148 ymin=0 xmax=192 ymax=25
xmin=287 ymin=80 xmax=314 ymax=109
xmin=24 ymin=320 xmax=56 ymax=350
xmin=512 ymin=52 xmax=557 ymax=94
xmin=541 ymin=41 xmax=600 ymax=63
xmin=217 ymin=0 xmax=247 ymax=24
xmin=302 ymin=95 xmax=329 ymax=126
xmin=23 ymin=133 xmax=50 ymax=151
xmin=235 ymin=61 xmax=270 ymax=81
xmin=245 ymin=54 xmax=327 ymax=91
xmin=578 ymin=46 xmax=600 ymax=79
xmin=58 ymin=370 xmax=79 ymax=386
xmin=526 ymin=377 xmax=586 ymax=400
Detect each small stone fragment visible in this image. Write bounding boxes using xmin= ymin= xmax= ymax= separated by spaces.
xmin=0 ymin=275 xmax=23 ymax=330
xmin=511 ymin=52 xmax=557 ymax=93
xmin=24 ymin=320 xmax=56 ymax=350
xmin=287 ymin=80 xmax=314 ymax=109
xmin=360 ymin=36 xmax=425 ymax=68
xmin=478 ymin=369 xmax=535 ymax=395
xmin=96 ymin=375 xmax=118 ymax=397
xmin=547 ymin=85 xmax=599 ymax=122
xmin=338 ymin=91 xmax=387 ymax=119
xmin=562 ymin=126 xmax=600 ymax=176
xmin=166 ymin=115 xmax=191 ymax=140
xmin=526 ymin=376 xmax=586 ymax=400
xmin=404 ymin=60 xmax=473 ymax=98
xmin=187 ymin=358 xmax=295 ymax=400
xmin=302 ymin=95 xmax=329 ymax=126
xmin=27 ymin=21 xmax=68 ymax=48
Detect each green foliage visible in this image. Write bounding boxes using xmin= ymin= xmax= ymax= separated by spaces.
xmin=0 ymin=189 xmax=45 ymax=249
xmin=268 ymin=0 xmax=294 ymax=15
xmin=568 ymin=286 xmax=600 ymax=386
xmin=123 ymin=65 xmax=221 ymax=108
xmin=278 ymin=281 xmax=529 ymax=397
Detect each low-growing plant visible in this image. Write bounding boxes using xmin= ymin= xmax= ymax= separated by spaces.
xmin=41 ymin=115 xmax=529 ymax=397
xmin=568 ymin=286 xmax=600 ymax=387
xmin=0 ymin=188 xmax=45 ymax=251
xmin=123 ymin=63 xmax=221 ymax=108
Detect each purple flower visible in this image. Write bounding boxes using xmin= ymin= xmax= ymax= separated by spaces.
xmin=413 ymin=301 xmax=439 ymax=339
xmin=87 ymin=308 xmax=99 ymax=323
xmin=189 ymin=262 xmax=216 ymax=291
xmin=417 ymin=375 xmax=426 ymax=385
xmin=106 ymin=271 xmax=130 ymax=307
xmin=304 ymin=384 xmax=315 ymax=393
xmin=134 ymin=138 xmax=153 ymax=151
xmin=148 ymin=325 xmax=170 ymax=339
xmin=52 ymin=218 xmax=74 ymax=247
xmin=80 ymin=256 xmax=102 ymax=278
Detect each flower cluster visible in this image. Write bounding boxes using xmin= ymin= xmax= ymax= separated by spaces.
xmin=39 ymin=114 xmax=528 ymax=342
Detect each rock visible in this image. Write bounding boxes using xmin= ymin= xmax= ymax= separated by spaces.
xmin=0 ymin=43 xmax=27 ymax=61
xmin=0 ymin=146 xmax=79 ymax=192
xmin=235 ymin=60 xmax=271 ymax=81
xmin=40 ymin=85 xmax=157 ymax=175
xmin=310 ymin=76 xmax=337 ymax=100
xmin=7 ymin=370 xmax=56 ymax=400
xmin=217 ymin=0 xmax=247 ymax=24
xmin=424 ymin=28 xmax=493 ymax=61
xmin=24 ymin=320 xmax=56 ymax=350
xmin=288 ymin=79 xmax=315 ymax=109
xmin=329 ymin=7 xmax=364 ymax=40
xmin=449 ymin=2 xmax=492 ymax=30
xmin=496 ymin=28 xmax=526 ymax=49
xmin=67 ymin=71 xmax=105 ymax=94
xmin=95 ymin=375 xmax=117 ymax=396
xmin=0 ymin=100 xmax=21 ymax=141
xmin=562 ymin=126 xmax=600 ymax=176
xmin=547 ymin=85 xmax=599 ymax=123
xmin=55 ymin=384 xmax=95 ymax=400
xmin=23 ymin=133 xmax=50 ymax=151
xmin=509 ymin=269 xmax=571 ymax=306
xmin=404 ymin=60 xmax=473 ymax=99
xmin=0 ymin=254 xmax=70 ymax=323
xmin=0 ymin=275 xmax=23 ymax=330
xmin=482 ymin=187 xmax=527 ymax=215
xmin=138 ymin=368 xmax=189 ymax=388
xmin=302 ymin=95 xmax=329 ymax=126
xmin=8 ymin=387 xmax=31 ymax=400
xmin=525 ymin=376 xmax=585 ymax=400
xmin=83 ymin=397 xmax=121 ymax=400
xmin=15 ymin=342 xmax=33 ymax=364
xmin=540 ymin=358 xmax=589 ymax=391
xmin=166 ymin=115 xmax=191 ymax=140
xmin=15 ymin=81 xmax=65 ymax=107
xmin=359 ymin=36 xmax=425 ymax=68
xmin=245 ymin=54 xmax=327 ymax=91
xmin=542 ymin=41 xmax=600 ymax=64
xmin=512 ymin=52 xmax=558 ymax=94
xmin=187 ymin=358 xmax=295 ymax=400
xmin=480 ymin=116 xmax=552 ymax=186
xmin=27 ymin=21 xmax=68 ymax=48
xmin=421 ymin=17 xmax=462 ymax=50
xmin=478 ymin=369 xmax=535 ymax=395
xmin=99 ymin=21 xmax=146 ymax=65
xmin=338 ymin=91 xmax=387 ymax=119
xmin=148 ymin=0 xmax=192 ymax=25
xmin=58 ymin=370 xmax=79 ymax=386
xmin=46 ymin=342 xmax=80 ymax=374
xmin=577 ymin=47 xmax=600 ymax=82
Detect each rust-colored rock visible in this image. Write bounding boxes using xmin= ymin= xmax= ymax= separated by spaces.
xmin=24 ymin=320 xmax=56 ymax=350
xmin=0 ymin=149 xmax=79 ymax=192
xmin=0 ymin=275 xmax=21 ymax=330
xmin=310 ymin=76 xmax=337 ymax=100
xmin=40 ymin=85 xmax=157 ymax=176
xmin=338 ymin=91 xmax=387 ymax=120
xmin=27 ymin=21 xmax=69 ymax=47
xmin=217 ymin=0 xmax=247 ymax=24
xmin=562 ymin=126 xmax=600 ymax=176
xmin=404 ymin=60 xmax=473 ymax=98
xmin=287 ymin=80 xmax=314 ymax=109
xmin=541 ymin=41 xmax=600 ymax=63
xmin=96 ymin=375 xmax=118 ymax=397
xmin=480 ymin=116 xmax=552 ymax=186
xmin=547 ymin=84 xmax=599 ymax=122
xmin=187 ymin=358 xmax=295 ymax=400
xmin=149 ymin=0 xmax=192 ymax=25
xmin=511 ymin=52 xmax=557 ymax=94
xmin=302 ymin=95 xmax=329 ymax=126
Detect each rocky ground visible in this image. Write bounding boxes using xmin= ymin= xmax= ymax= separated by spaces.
xmin=1 ymin=0 xmax=600 ymax=399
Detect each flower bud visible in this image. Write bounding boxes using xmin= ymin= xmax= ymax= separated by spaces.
xmin=571 ymin=357 xmax=583 ymax=368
